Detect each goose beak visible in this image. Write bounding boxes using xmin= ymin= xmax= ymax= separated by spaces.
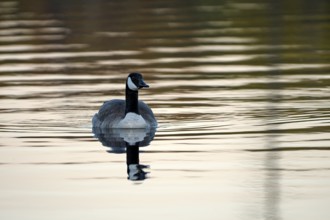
xmin=139 ymin=80 xmax=149 ymax=89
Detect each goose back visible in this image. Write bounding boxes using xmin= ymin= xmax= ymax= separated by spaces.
xmin=92 ymin=99 xmax=157 ymax=128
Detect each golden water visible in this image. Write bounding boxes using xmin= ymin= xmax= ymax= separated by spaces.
xmin=0 ymin=1 xmax=329 ymax=220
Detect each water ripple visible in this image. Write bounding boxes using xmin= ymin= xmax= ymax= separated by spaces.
xmin=0 ymin=1 xmax=329 ymax=218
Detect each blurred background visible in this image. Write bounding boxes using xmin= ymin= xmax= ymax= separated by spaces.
xmin=0 ymin=0 xmax=329 ymax=220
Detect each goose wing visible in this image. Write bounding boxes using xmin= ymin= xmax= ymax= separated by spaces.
xmin=92 ymin=99 xmax=125 ymax=128
xmin=138 ymin=101 xmax=158 ymax=128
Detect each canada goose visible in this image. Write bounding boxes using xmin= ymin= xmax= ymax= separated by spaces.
xmin=92 ymin=73 xmax=157 ymax=129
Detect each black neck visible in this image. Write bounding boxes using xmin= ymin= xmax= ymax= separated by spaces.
xmin=125 ymin=85 xmax=139 ymax=114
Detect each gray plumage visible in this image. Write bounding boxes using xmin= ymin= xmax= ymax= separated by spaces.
xmin=92 ymin=99 xmax=157 ymax=129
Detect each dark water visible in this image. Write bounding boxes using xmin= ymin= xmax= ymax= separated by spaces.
xmin=0 ymin=0 xmax=329 ymax=220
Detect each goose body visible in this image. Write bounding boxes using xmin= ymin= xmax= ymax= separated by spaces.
xmin=92 ymin=73 xmax=157 ymax=129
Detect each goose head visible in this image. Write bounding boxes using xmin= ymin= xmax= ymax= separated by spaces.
xmin=126 ymin=72 xmax=149 ymax=91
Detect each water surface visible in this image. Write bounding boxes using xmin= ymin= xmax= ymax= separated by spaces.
xmin=0 ymin=1 xmax=330 ymax=220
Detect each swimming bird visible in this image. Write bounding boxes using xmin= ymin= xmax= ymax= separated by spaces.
xmin=92 ymin=72 xmax=157 ymax=129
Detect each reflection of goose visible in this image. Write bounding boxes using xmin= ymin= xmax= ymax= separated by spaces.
xmin=92 ymin=127 xmax=156 ymax=152
xmin=93 ymin=127 xmax=156 ymax=181
xmin=92 ymin=72 xmax=157 ymax=129
xmin=126 ymin=143 xmax=150 ymax=181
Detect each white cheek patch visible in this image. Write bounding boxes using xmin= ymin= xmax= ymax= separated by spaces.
xmin=127 ymin=77 xmax=138 ymax=91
